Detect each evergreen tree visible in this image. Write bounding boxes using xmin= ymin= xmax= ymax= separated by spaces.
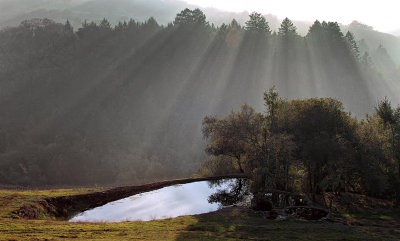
xmin=345 ymin=31 xmax=360 ymax=58
xmin=245 ymin=12 xmax=271 ymax=35
xmin=361 ymin=52 xmax=373 ymax=67
xmin=230 ymin=19 xmax=241 ymax=29
xmin=326 ymin=22 xmax=345 ymax=45
xmin=145 ymin=17 xmax=159 ymax=28
xmin=174 ymin=8 xmax=207 ymax=26
xmin=307 ymin=20 xmax=323 ymax=38
xmin=376 ymin=98 xmax=400 ymax=177
xmin=278 ymin=17 xmax=297 ymax=38
xmin=99 ymin=18 xmax=111 ymax=29
xmin=64 ymin=20 xmax=73 ymax=34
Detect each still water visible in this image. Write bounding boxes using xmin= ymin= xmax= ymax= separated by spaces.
xmin=70 ymin=178 xmax=248 ymax=222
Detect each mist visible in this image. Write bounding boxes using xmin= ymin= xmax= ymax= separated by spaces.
xmin=2 ymin=0 xmax=399 ymax=64
xmin=0 ymin=3 xmax=400 ymax=187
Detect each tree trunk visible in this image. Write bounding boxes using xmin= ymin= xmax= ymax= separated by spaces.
xmin=236 ymin=158 xmax=244 ymax=173
xmin=308 ymin=163 xmax=313 ymax=196
xmin=285 ymin=163 xmax=289 ymax=191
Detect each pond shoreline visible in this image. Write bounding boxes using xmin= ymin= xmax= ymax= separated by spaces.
xmin=13 ymin=174 xmax=249 ymax=220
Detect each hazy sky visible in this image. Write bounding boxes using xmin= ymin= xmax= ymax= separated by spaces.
xmin=184 ymin=0 xmax=400 ymax=33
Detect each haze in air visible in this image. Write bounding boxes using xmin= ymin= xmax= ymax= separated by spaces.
xmin=0 ymin=1 xmax=399 ymax=240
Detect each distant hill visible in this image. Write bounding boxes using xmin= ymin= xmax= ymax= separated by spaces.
xmin=0 ymin=0 xmax=89 ymax=26
xmin=1 ymin=13 xmax=399 ymax=186
xmin=0 ymin=0 xmax=311 ymax=33
xmin=1 ymin=0 xmax=399 ymax=66
xmin=0 ymin=0 xmax=189 ymax=29
xmin=342 ymin=21 xmax=400 ymax=65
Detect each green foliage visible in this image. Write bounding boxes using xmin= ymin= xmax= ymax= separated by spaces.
xmin=0 ymin=10 xmax=398 ymax=188
xmin=375 ymin=98 xmax=400 ymax=200
xmin=245 ymin=12 xmax=271 ymax=35
xmin=263 ymin=86 xmax=282 ymax=131
xmin=174 ymin=8 xmax=207 ymax=26
xmin=202 ymin=105 xmax=264 ymax=173
xmin=201 ymin=90 xmax=400 ymax=201
xmin=357 ymin=115 xmax=391 ymax=196
xmin=345 ymin=31 xmax=360 ymax=58
xmin=376 ymin=97 xmax=398 ymax=126
xmin=307 ymin=20 xmax=323 ymax=37
xmin=278 ymin=98 xmax=356 ymax=196
xmin=278 ymin=18 xmax=297 ymax=38
xmin=201 ymin=103 xmax=296 ymax=192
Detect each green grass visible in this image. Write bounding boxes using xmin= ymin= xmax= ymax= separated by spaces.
xmin=0 ymin=188 xmax=109 ymax=219
xmin=0 ymin=188 xmax=399 ymax=240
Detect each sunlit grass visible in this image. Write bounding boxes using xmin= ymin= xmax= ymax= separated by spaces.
xmin=0 ymin=188 xmax=399 ymax=240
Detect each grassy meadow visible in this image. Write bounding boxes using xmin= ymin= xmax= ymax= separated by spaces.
xmin=0 ymin=187 xmax=399 ymax=240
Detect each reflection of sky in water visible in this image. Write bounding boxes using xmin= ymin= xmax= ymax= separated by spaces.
xmin=70 ymin=180 xmax=235 ymax=222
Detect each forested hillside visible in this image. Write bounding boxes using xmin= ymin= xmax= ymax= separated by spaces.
xmin=0 ymin=9 xmax=399 ymax=187
xmin=2 ymin=0 xmax=400 ymax=65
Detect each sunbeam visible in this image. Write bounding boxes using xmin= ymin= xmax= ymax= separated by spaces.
xmin=0 ymin=3 xmax=399 ymax=191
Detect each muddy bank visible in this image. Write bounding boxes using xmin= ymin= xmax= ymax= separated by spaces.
xmin=13 ymin=174 xmax=248 ymax=220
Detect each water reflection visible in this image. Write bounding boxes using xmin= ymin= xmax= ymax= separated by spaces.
xmin=69 ymin=178 xmax=248 ymax=223
xmin=208 ymin=178 xmax=250 ymax=206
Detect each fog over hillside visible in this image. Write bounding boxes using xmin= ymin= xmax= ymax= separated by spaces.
xmin=0 ymin=2 xmax=400 ymax=187
xmin=1 ymin=0 xmax=400 ymax=65
xmin=0 ymin=0 xmax=300 ymax=31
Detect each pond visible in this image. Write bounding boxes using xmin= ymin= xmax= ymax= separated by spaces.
xmin=69 ymin=178 xmax=249 ymax=222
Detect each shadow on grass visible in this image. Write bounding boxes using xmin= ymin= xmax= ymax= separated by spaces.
xmin=174 ymin=207 xmax=261 ymax=240
xmin=174 ymin=207 xmax=400 ymax=241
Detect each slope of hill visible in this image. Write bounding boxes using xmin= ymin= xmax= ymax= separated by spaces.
xmin=1 ymin=13 xmax=399 ymax=187
xmin=1 ymin=0 xmax=400 ymax=65
xmin=0 ymin=0 xmax=312 ymax=34
xmin=0 ymin=0 xmax=89 ymax=26
xmin=343 ymin=21 xmax=400 ymax=65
